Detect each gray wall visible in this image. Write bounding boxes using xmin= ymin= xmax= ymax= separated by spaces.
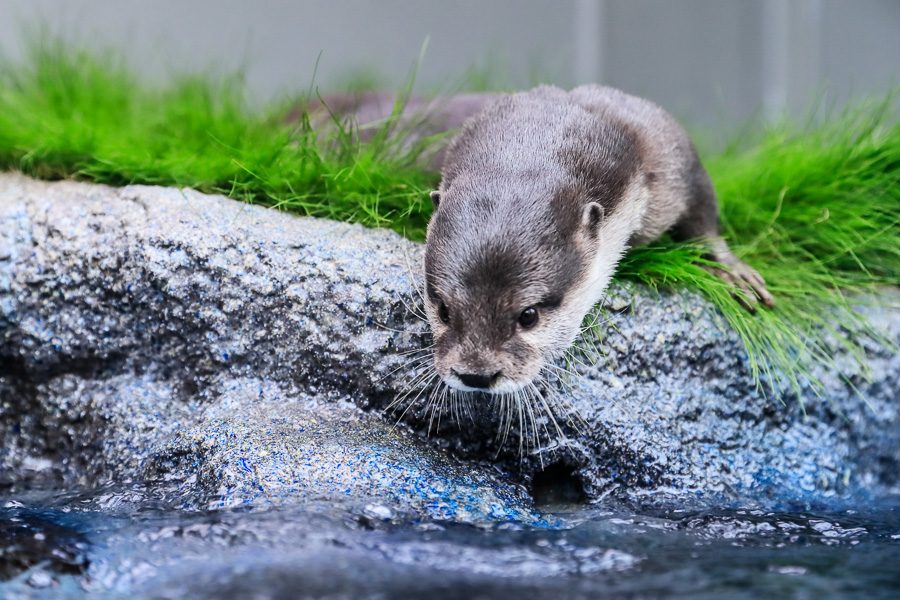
xmin=1 ymin=0 xmax=898 ymax=130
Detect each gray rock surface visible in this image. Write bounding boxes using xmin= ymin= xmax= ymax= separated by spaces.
xmin=1 ymin=173 xmax=897 ymax=514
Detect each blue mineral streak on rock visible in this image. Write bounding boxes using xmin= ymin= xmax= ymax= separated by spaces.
xmin=0 ymin=174 xmax=897 ymax=523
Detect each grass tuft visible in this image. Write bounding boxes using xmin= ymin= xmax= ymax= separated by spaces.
xmin=0 ymin=38 xmax=437 ymax=237
xmin=620 ymin=100 xmax=899 ymax=399
xmin=1 ymin=40 xmax=897 ymax=399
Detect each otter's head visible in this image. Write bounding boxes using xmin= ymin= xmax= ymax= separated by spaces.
xmin=423 ymin=178 xmax=605 ymax=394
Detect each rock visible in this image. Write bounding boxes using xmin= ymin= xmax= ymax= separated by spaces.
xmin=1 ymin=173 xmax=897 ymax=513
xmin=149 ymin=382 xmax=536 ymax=522
xmin=0 ymin=173 xmax=534 ymax=522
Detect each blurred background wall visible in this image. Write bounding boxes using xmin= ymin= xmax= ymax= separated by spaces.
xmin=1 ymin=0 xmax=897 ymax=132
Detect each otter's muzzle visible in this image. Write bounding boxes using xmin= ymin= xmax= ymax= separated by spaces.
xmin=452 ymin=369 xmax=502 ymax=391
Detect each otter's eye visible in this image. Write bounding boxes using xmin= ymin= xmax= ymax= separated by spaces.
xmin=438 ymin=302 xmax=451 ymax=325
xmin=518 ymin=307 xmax=539 ymax=329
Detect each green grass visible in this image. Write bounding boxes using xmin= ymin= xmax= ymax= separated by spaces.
xmin=619 ymin=102 xmax=899 ymax=398
xmin=1 ymin=40 xmax=897 ymax=399
xmin=0 ymin=40 xmax=438 ymax=236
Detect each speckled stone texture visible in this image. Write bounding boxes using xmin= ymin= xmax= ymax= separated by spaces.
xmin=1 ymin=173 xmax=897 ymax=515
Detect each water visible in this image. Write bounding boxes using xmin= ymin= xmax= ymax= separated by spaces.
xmin=1 ymin=485 xmax=898 ymax=599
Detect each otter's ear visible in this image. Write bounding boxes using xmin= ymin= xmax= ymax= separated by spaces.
xmin=582 ymin=202 xmax=604 ymax=234
xmin=429 ymin=190 xmax=441 ymax=208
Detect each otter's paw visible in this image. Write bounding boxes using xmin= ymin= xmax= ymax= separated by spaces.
xmin=705 ymin=254 xmax=775 ymax=312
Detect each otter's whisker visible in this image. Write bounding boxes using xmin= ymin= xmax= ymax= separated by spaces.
xmin=545 ymin=365 xmax=583 ymax=409
xmin=545 ymin=378 xmax=589 ymax=434
xmin=458 ymin=389 xmax=475 ymax=425
xmin=515 ymin=389 xmax=525 ymax=460
xmin=400 ymin=245 xmax=428 ymax=306
xmin=521 ymin=386 xmax=540 ymax=457
xmin=397 ymin=293 xmax=428 ymax=323
xmin=373 ymin=320 xmax=428 ymax=336
xmin=501 ymin=391 xmax=518 ymax=458
xmin=434 ymin=383 xmax=451 ymax=434
xmin=389 ymin=362 xmax=433 ymax=399
xmin=425 ymin=381 xmax=444 ymax=435
xmin=448 ymin=386 xmax=457 ymax=424
xmin=379 ymin=355 xmax=433 ymax=390
xmin=448 ymin=385 xmax=462 ymax=425
xmin=534 ymin=362 xmax=588 ymax=436
xmin=395 ymin=370 xmax=440 ymax=425
xmin=426 ymin=380 xmax=451 ymax=435
xmin=437 ymin=384 xmax=448 ymax=423
xmin=532 ymin=384 xmax=558 ymax=458
xmin=576 ymin=302 xmax=616 ymax=364
xmin=386 ymin=365 xmax=436 ymax=413
xmin=530 ymin=380 xmax=566 ymax=443
xmin=396 ymin=365 xmax=436 ymax=403
xmin=543 ymin=363 xmax=577 ymax=395
xmin=495 ymin=392 xmax=514 ymax=456
xmin=505 ymin=392 xmax=515 ymax=450
xmin=514 ymin=389 xmax=524 ymax=434
xmin=396 ymin=344 xmax=435 ymax=357
xmin=494 ymin=393 xmax=505 ymax=444
xmin=523 ymin=386 xmax=547 ymax=470
xmin=375 ymin=353 xmax=433 ymax=385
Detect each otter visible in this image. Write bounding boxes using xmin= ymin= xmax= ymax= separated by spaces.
xmin=423 ymin=85 xmax=773 ymax=394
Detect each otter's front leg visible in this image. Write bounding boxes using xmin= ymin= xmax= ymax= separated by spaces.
xmin=671 ymin=163 xmax=775 ymax=310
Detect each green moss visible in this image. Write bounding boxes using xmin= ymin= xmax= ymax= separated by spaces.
xmin=1 ymin=40 xmax=897 ymax=398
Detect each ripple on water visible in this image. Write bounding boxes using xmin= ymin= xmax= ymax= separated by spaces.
xmin=0 ymin=485 xmax=898 ymax=598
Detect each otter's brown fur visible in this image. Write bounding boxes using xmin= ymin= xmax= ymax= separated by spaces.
xmin=423 ymin=85 xmax=772 ymax=393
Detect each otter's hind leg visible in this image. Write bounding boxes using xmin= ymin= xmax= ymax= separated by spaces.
xmin=671 ymin=161 xmax=775 ymax=310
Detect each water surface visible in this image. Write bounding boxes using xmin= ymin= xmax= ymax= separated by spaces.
xmin=2 ymin=485 xmax=898 ymax=599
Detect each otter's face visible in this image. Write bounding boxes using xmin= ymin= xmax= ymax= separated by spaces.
xmin=423 ymin=183 xmax=603 ymax=394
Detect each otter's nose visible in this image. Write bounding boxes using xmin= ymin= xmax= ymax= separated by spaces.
xmin=454 ymin=370 xmax=502 ymax=390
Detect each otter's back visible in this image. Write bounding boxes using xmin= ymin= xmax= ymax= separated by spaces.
xmin=440 ymin=86 xmax=584 ymax=190
xmin=568 ymin=85 xmax=706 ymax=240
xmin=440 ymin=84 xmax=707 ymax=242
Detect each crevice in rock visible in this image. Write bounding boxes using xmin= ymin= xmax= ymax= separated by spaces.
xmin=0 ymin=351 xmax=127 ymax=383
xmin=531 ymin=462 xmax=587 ymax=507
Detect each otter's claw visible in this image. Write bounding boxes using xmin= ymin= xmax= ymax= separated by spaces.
xmin=705 ymin=247 xmax=775 ymax=312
